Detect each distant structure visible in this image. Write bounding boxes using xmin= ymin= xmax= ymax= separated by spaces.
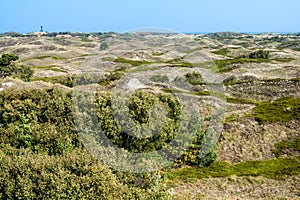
xmin=31 ymin=26 xmax=47 ymax=37
xmin=56 ymin=34 xmax=72 ymax=39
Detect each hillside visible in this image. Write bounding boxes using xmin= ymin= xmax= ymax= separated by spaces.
xmin=0 ymin=32 xmax=299 ymax=200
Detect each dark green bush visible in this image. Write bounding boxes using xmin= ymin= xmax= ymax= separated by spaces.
xmin=0 ymin=54 xmax=18 ymax=66
xmin=185 ymin=71 xmax=204 ymax=85
xmin=150 ymin=74 xmax=169 ymax=83
xmin=0 ymin=54 xmax=33 ymax=81
xmin=242 ymin=50 xmax=270 ymax=59
xmin=99 ymin=42 xmax=109 ymax=51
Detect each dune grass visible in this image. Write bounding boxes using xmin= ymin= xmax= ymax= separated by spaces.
xmin=164 ymin=157 xmax=300 ymax=185
xmin=31 ymin=65 xmax=66 ymax=72
xmin=215 ymin=57 xmax=294 ymax=73
xmin=253 ymin=97 xmax=300 ymax=124
xmin=212 ymin=48 xmax=230 ymax=56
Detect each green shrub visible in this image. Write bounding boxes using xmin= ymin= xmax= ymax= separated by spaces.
xmin=0 ymin=87 xmax=219 ymax=198
xmin=31 ymin=75 xmax=76 ymax=87
xmin=185 ymin=71 xmax=204 ymax=85
xmin=99 ymin=42 xmax=109 ymax=51
xmin=0 ymin=54 xmax=33 ymax=81
xmin=246 ymin=50 xmax=270 ymax=59
xmin=0 ymin=54 xmax=18 ymax=66
xmin=94 ymin=90 xmax=181 ymax=153
xmin=0 ymin=88 xmax=80 ymax=155
xmin=0 ymin=148 xmax=169 ymax=199
xmin=72 ymin=73 xmax=107 ymax=87
xmin=0 ymin=88 xmax=170 ymax=199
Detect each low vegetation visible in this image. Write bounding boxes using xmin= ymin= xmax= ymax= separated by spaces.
xmin=242 ymin=50 xmax=270 ymax=59
xmin=31 ymin=65 xmax=66 ymax=72
xmin=223 ymin=75 xmax=238 ymax=86
xmin=212 ymin=48 xmax=230 ymax=56
xmin=1 ymin=33 xmax=300 ymax=199
xmin=184 ymin=71 xmax=204 ymax=85
xmin=31 ymin=72 xmax=125 ymax=87
xmin=0 ymin=87 xmax=219 ymax=198
xmin=31 ymin=75 xmax=76 ymax=87
xmin=98 ymin=72 xmax=124 ymax=86
xmin=215 ymin=57 xmax=269 ymax=72
xmin=215 ymin=50 xmax=294 ymax=73
xmin=0 ymin=88 xmax=170 ymax=199
xmin=114 ymin=57 xmax=153 ymax=66
xmin=273 ymin=138 xmax=300 ymax=157
xmin=0 ymin=54 xmax=33 ymax=81
xmin=253 ymin=97 xmax=300 ymax=124
xmin=165 ymin=157 xmax=300 ymax=184
xmin=226 ymin=97 xmax=257 ymax=105
xmin=150 ymin=74 xmax=170 ymax=83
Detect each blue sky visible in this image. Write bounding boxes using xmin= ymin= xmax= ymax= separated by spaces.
xmin=1 ymin=0 xmax=299 ymax=33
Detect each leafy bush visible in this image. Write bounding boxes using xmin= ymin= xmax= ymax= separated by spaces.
xmin=0 ymin=54 xmax=33 ymax=81
xmin=0 ymin=54 xmax=18 ymax=66
xmin=31 ymin=73 xmax=116 ymax=88
xmin=185 ymin=71 xmax=204 ymax=85
xmin=99 ymin=42 xmax=109 ymax=51
xmin=0 ymin=87 xmax=219 ymax=198
xmin=0 ymin=88 xmax=80 ymax=155
xmin=0 ymin=148 xmax=169 ymax=199
xmin=94 ymin=90 xmax=181 ymax=153
xmin=31 ymin=75 xmax=76 ymax=87
xmin=0 ymin=88 xmax=170 ymax=199
xmin=246 ymin=50 xmax=270 ymax=59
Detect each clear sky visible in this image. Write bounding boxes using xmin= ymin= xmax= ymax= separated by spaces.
xmin=1 ymin=0 xmax=299 ymax=33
